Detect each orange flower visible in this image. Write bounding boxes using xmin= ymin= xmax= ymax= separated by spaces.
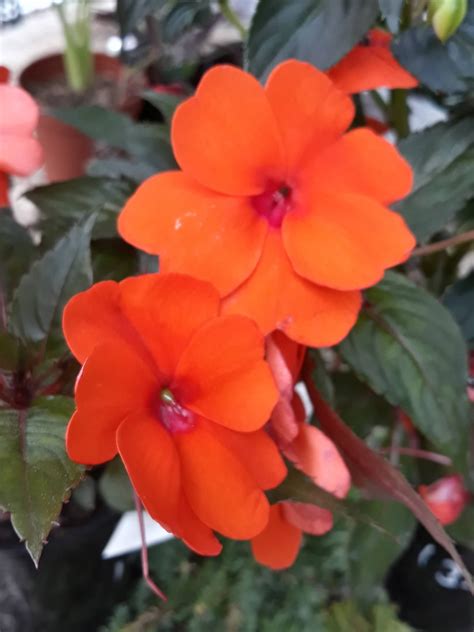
xmin=327 ymin=29 xmax=418 ymax=93
xmin=419 ymin=475 xmax=470 ymax=526
xmin=119 ymin=60 xmax=415 ymax=346
xmin=0 ymin=69 xmax=43 ymax=205
xmin=63 ymin=273 xmax=285 ymax=555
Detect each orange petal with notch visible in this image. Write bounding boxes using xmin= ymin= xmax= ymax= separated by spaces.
xmin=172 ymin=65 xmax=284 ymax=195
xmin=120 ymin=273 xmax=220 ymax=377
xmin=223 ymin=231 xmax=362 ymax=347
xmin=265 ymin=60 xmax=354 ymax=172
xmin=176 ymin=315 xmax=278 ymax=432
xmin=176 ymin=496 xmax=222 ymax=556
xmin=176 ymin=422 xmax=269 ymax=539
xmin=303 ymin=128 xmax=413 ymax=205
xmin=118 ymin=171 xmax=268 ymax=295
xmin=67 ymin=342 xmax=156 ymax=464
xmin=251 ymin=504 xmax=302 ymax=570
xmin=284 ymin=424 xmax=351 ymax=499
xmin=283 ymin=192 xmax=415 ymax=291
xmin=117 ymin=410 xmax=181 ymax=532
xmin=207 ymin=419 xmax=287 ymax=490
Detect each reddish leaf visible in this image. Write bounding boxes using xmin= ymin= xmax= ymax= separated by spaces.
xmin=303 ymin=361 xmax=474 ymax=593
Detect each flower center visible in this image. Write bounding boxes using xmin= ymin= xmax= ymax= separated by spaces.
xmin=157 ymin=387 xmax=195 ymax=433
xmin=251 ymin=183 xmax=293 ymax=228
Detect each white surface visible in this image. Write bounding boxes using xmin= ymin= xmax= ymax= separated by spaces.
xmin=102 ymin=510 xmax=174 ymax=559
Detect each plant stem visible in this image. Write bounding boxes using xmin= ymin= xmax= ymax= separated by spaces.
xmin=389 ymin=89 xmax=410 ymax=139
xmin=379 ymin=446 xmax=452 ymax=465
xmin=218 ymin=0 xmax=247 ymax=39
xmin=412 ymin=229 xmax=474 ymax=256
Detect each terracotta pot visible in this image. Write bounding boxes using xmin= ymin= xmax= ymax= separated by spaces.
xmin=20 ymin=53 xmax=143 ymax=182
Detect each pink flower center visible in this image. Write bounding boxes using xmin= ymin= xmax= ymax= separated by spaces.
xmin=157 ymin=387 xmax=195 ymax=433
xmin=251 ymin=183 xmax=293 ymax=228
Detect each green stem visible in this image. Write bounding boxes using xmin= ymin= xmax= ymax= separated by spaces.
xmin=55 ymin=0 xmax=94 ymax=94
xmin=218 ymin=0 xmax=247 ymax=39
xmin=389 ymin=89 xmax=410 ymax=139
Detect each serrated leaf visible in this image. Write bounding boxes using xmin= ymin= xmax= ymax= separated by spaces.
xmin=339 ymin=272 xmax=470 ymax=465
xmin=396 ymin=118 xmax=474 ymax=241
xmin=443 ymin=272 xmax=474 ymax=344
xmin=392 ymin=3 xmax=474 ymax=93
xmin=51 ymin=106 xmax=176 ymax=172
xmin=9 ymin=216 xmax=94 ymax=344
xmin=246 ymin=0 xmax=379 ymax=80
xmin=26 ymin=176 xmax=134 ymax=243
xmin=0 ymin=397 xmax=84 ymax=565
xmin=0 ymin=211 xmax=35 ymax=301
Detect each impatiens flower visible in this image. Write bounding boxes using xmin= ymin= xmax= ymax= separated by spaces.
xmin=0 ymin=69 xmax=43 ymax=206
xmin=327 ymin=29 xmax=418 ymax=94
xmin=419 ymin=475 xmax=470 ymax=525
xmin=63 ymin=273 xmax=285 ymax=555
xmin=119 ymin=60 xmax=415 ymax=346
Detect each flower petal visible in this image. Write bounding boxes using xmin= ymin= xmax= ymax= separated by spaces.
xmin=176 ymin=315 xmax=278 ymax=432
xmin=0 ymin=135 xmax=43 ymax=176
xmin=118 ymin=171 xmax=268 ymax=295
xmin=282 ymin=502 xmax=334 ymax=535
xmin=223 ymin=231 xmax=362 ymax=347
xmin=176 ymin=422 xmax=269 ymax=539
xmin=120 ymin=273 xmax=220 ymax=377
xmin=265 ymin=60 xmax=354 ymax=173
xmin=284 ymin=424 xmax=351 ymax=499
xmin=176 ymin=497 xmax=223 ymax=556
xmin=208 ymin=420 xmax=287 ymax=490
xmin=63 ymin=281 xmax=139 ymax=363
xmin=303 ymin=128 xmax=413 ymax=205
xmin=0 ymin=84 xmax=39 ymax=134
xmin=251 ymin=504 xmax=302 ymax=570
xmin=283 ymin=192 xmax=415 ymax=291
xmin=328 ymin=32 xmax=418 ymax=93
xmin=117 ymin=411 xmax=181 ymax=531
xmin=67 ymin=342 xmax=156 ymax=464
xmin=172 ymin=65 xmax=284 ymax=195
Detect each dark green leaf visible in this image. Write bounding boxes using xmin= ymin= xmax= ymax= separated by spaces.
xmin=396 ymin=117 xmax=474 ymax=241
xmin=323 ymin=601 xmax=411 ymax=632
xmin=51 ymin=106 xmax=176 ymax=172
xmin=87 ymin=157 xmax=156 ymax=183
xmin=0 ymin=331 xmax=20 ymax=371
xmin=348 ymin=501 xmax=415 ymax=604
xmin=378 ymin=0 xmax=403 ymax=32
xmin=246 ymin=0 xmax=379 ymax=80
xmin=392 ymin=3 xmax=474 ymax=93
xmin=0 ymin=397 xmax=84 ymax=565
xmin=142 ymin=89 xmax=185 ymax=124
xmin=26 ymin=176 xmax=134 ymax=242
xmin=162 ymin=0 xmax=213 ymax=41
xmin=9 ymin=216 xmax=94 ymax=344
xmin=99 ymin=457 xmax=134 ymax=512
xmin=339 ymin=272 xmax=470 ymax=465
xmin=0 ymin=212 xmax=35 ymax=300
xmin=116 ymin=0 xmax=163 ymax=35
xmin=92 ymin=239 xmax=138 ymax=282
xmin=443 ymin=272 xmax=474 ymax=344
xmin=448 ymin=503 xmax=474 ymax=547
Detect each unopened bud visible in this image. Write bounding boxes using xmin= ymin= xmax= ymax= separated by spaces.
xmin=428 ymin=0 xmax=468 ymax=42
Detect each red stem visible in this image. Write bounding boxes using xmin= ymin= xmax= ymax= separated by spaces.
xmin=133 ymin=490 xmax=167 ymax=602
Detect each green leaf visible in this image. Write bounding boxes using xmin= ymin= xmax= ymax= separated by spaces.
xmin=0 ymin=211 xmax=35 ymax=301
xmin=142 ymin=89 xmax=185 ymax=124
xmin=51 ymin=106 xmax=176 ymax=172
xmin=116 ymin=0 xmax=163 ymax=35
xmin=392 ymin=3 xmax=474 ymax=93
xmin=339 ymin=272 xmax=470 ymax=465
xmin=348 ymin=501 xmax=415 ymax=605
xmin=99 ymin=457 xmax=134 ymax=513
xmin=443 ymin=272 xmax=474 ymax=344
xmin=0 ymin=331 xmax=20 ymax=371
xmin=87 ymin=156 xmax=156 ymax=183
xmin=323 ymin=601 xmax=411 ymax=632
xmin=26 ymin=176 xmax=134 ymax=242
xmin=246 ymin=0 xmax=379 ymax=80
xmin=9 ymin=216 xmax=94 ymax=344
xmin=396 ymin=118 xmax=474 ymax=241
xmin=0 ymin=397 xmax=84 ymax=565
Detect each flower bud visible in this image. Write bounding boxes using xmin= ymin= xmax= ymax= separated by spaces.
xmin=428 ymin=0 xmax=468 ymax=42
